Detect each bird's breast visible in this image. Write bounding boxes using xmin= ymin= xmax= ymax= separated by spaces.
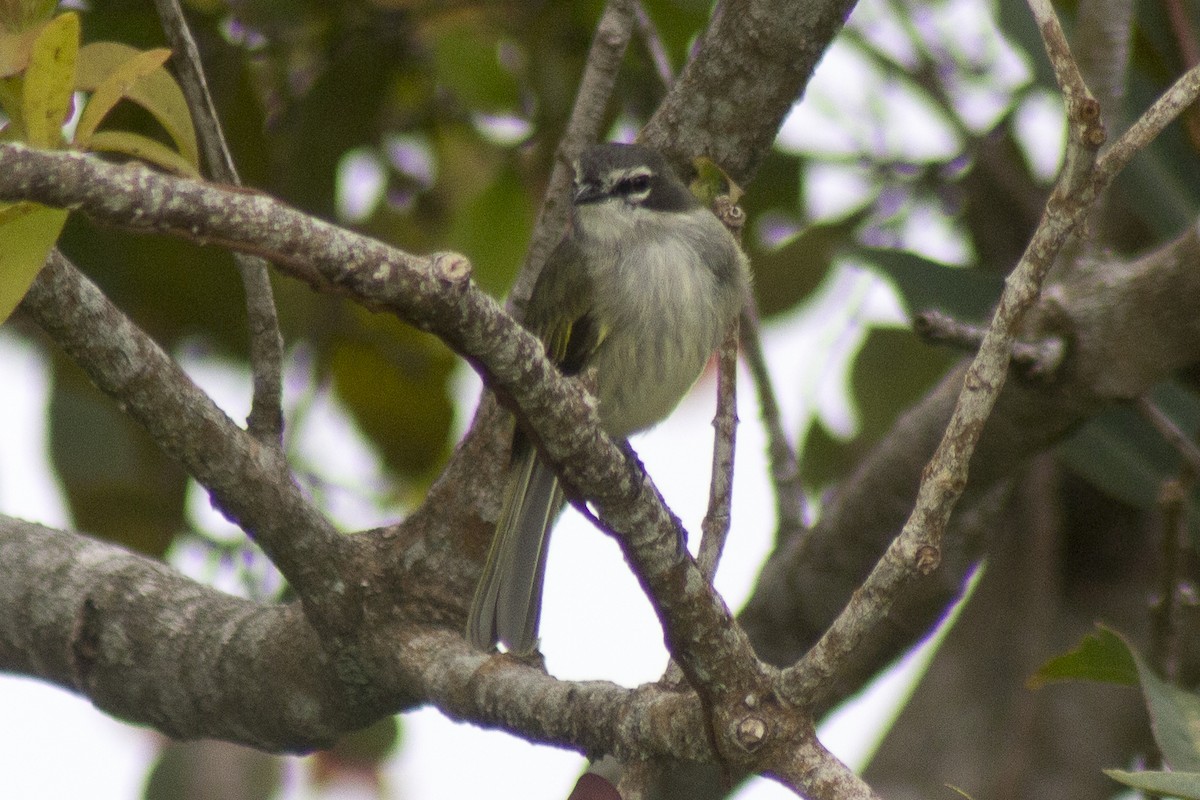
xmin=582 ymin=210 xmax=742 ymax=436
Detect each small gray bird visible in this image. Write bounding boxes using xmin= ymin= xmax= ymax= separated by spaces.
xmin=467 ymin=142 xmax=749 ymax=654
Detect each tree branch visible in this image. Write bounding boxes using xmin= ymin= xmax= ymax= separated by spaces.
xmin=0 ymin=515 xmax=359 ymax=750
xmin=20 ymin=250 xmax=353 ymax=640
xmin=0 ymin=514 xmax=719 ymax=761
xmin=153 ymin=0 xmax=286 ymax=445
xmin=698 ymin=322 xmax=740 ymax=579
xmin=0 ymin=143 xmax=766 ymax=752
xmin=767 ymin=0 xmax=1200 ymax=711
xmin=738 ymin=105 xmax=1200 ymax=739
xmin=642 ymin=0 xmax=857 ymax=183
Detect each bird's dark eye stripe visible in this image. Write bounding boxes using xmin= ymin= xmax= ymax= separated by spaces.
xmin=617 ymin=174 xmax=651 ymax=194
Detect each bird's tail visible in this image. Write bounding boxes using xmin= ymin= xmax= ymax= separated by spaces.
xmin=467 ymin=448 xmax=562 ymax=654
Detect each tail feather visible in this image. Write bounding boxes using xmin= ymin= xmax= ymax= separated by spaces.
xmin=467 ymin=450 xmax=562 ymax=654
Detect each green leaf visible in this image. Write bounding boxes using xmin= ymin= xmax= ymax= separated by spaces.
xmin=1136 ymin=656 xmax=1200 ymax=771
xmin=0 ymin=201 xmax=67 ymax=322
xmin=22 ymin=11 xmax=78 ymax=147
xmin=690 ymin=156 xmax=742 ymax=206
xmin=1034 ymin=625 xmax=1200 ymax=772
xmin=84 ymin=129 xmax=201 ymax=176
xmin=73 ymin=47 xmax=169 ymax=142
xmin=1105 ymin=769 xmax=1200 ymax=799
xmin=75 ymin=41 xmax=199 ymax=168
xmin=1027 ymin=626 xmax=1138 ymax=689
xmin=49 ymin=364 xmax=188 ymax=557
xmin=859 ymin=246 xmax=1003 ymax=323
xmin=752 ymin=211 xmax=867 ymax=317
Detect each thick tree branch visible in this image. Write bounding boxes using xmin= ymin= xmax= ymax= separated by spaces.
xmin=0 ymin=515 xmax=719 ymax=761
xmin=20 ymin=250 xmax=353 ymax=641
xmin=642 ymin=0 xmax=857 ymax=184
xmin=0 ymin=515 xmax=360 ymax=750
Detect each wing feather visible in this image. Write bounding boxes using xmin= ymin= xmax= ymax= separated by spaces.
xmin=525 ymin=235 xmax=604 ymax=375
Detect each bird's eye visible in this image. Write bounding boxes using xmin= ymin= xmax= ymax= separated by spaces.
xmin=618 ymin=174 xmax=652 ymax=195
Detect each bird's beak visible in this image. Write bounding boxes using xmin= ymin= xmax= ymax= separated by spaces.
xmin=573 ymin=182 xmax=606 ymax=205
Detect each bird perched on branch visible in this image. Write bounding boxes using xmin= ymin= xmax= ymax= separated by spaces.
xmin=467 ymin=142 xmax=750 ymax=655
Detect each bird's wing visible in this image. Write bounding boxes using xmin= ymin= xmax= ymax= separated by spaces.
xmin=524 ymin=234 xmax=606 ymax=377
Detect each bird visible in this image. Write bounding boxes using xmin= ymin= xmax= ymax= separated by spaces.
xmin=466 ymin=141 xmax=750 ymax=655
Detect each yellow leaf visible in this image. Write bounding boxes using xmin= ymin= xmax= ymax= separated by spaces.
xmin=84 ymin=129 xmax=201 ymax=177
xmin=0 ymin=74 xmax=22 ymax=130
xmin=74 ymin=47 xmax=171 ymax=147
xmin=77 ymin=41 xmax=199 ymax=169
xmin=22 ymin=11 xmax=78 ymax=147
xmin=0 ymin=201 xmax=67 ymax=323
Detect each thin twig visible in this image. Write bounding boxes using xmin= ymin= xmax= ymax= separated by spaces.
xmin=1026 ymin=0 xmax=1097 ymax=113
xmin=915 ymin=309 xmax=1066 ymax=380
xmin=154 ymin=0 xmax=286 ymax=446
xmin=1072 ymin=0 xmax=1134 ymax=136
xmin=633 ymin=0 xmax=675 ymax=90
xmin=1137 ymin=396 xmax=1200 ymax=475
xmin=1027 ymin=0 xmax=1106 ymax=199
xmin=1164 ymin=0 xmax=1200 ymax=150
xmin=698 ymin=321 xmax=740 ymax=580
xmin=1094 ymin=61 xmax=1200 ymax=186
xmin=740 ymin=299 xmax=807 ymax=540
xmin=1150 ymin=479 xmax=1187 ymax=684
xmin=511 ymin=0 xmax=636 ymax=309
xmin=1060 ymin=0 xmax=1135 ymax=258
xmin=1138 ymin=393 xmax=1200 ymax=686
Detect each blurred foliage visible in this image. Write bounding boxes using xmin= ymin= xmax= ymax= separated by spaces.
xmin=802 ymin=325 xmax=957 ymax=489
xmin=144 ymin=739 xmax=282 ymax=800
xmin=0 ymin=10 xmax=198 ymax=323
xmin=1058 ymin=382 xmax=1200 ymax=539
